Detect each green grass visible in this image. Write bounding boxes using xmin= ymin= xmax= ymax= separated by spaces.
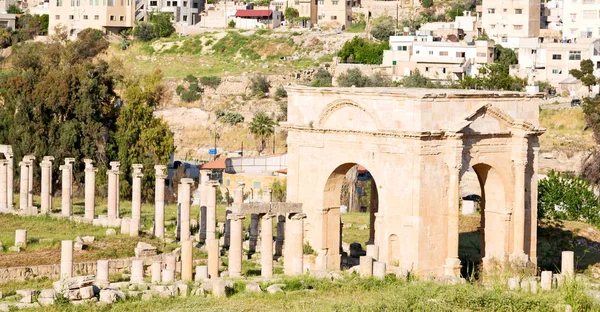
xmin=12 ymin=275 xmax=600 ymax=311
xmin=539 ymin=107 xmax=595 ymax=154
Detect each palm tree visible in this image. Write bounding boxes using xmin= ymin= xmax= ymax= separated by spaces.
xmin=249 ymin=112 xmax=277 ymax=154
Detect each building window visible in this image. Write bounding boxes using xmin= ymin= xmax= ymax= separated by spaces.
xmin=55 ymin=15 xmax=60 ymax=19
xmin=332 ymin=0 xmax=338 ymax=3
xmin=514 ymin=25 xmax=523 ymax=30
xmin=501 ymin=37 xmax=508 ymax=43
xmin=331 ymin=15 xmax=337 ymax=20
xmin=488 ymin=8 xmax=495 ymax=14
xmin=120 ymin=16 xmax=125 ymax=21
xmin=515 ymin=8 xmax=522 ymax=14
xmin=441 ymin=68 xmax=446 ymax=74
xmin=425 ymin=67 xmax=430 ymax=72
xmin=392 ymin=61 xmax=397 ymax=65
xmin=226 ymin=179 xmax=230 ymax=186
xmin=415 ymin=50 xmax=420 ymax=54
xmin=570 ymin=13 xmax=576 ymax=21
xmin=552 ymin=69 xmax=562 ymax=74
xmin=56 ymin=0 xmax=62 ymax=6
xmin=429 ymin=50 xmax=434 ymax=55
xmin=172 ymin=1 xmax=177 ymax=5
xmin=552 ymin=54 xmax=562 ymax=60
xmin=569 ymin=51 xmax=582 ymax=60
xmin=150 ymin=0 xmax=156 ymax=4
xmin=490 ymin=24 xmax=495 ymax=29
xmin=318 ymin=0 xmax=323 ymax=4
xmin=456 ymin=52 xmax=465 ymax=57
xmin=396 ymin=45 xmax=407 ymax=51
xmin=69 ymin=15 xmax=74 ymax=19
xmin=94 ymin=15 xmax=99 ymax=20
xmin=107 ymin=0 xmax=113 ymax=5
xmin=253 ymin=181 xmax=261 ymax=189
xmin=110 ymin=15 xmax=115 ymax=21
xmin=83 ymin=15 xmax=88 ymax=19
xmin=183 ymin=0 xmax=187 ymax=5
xmin=183 ymin=15 xmax=187 ymax=21
xmin=166 ymin=0 xmax=170 ymax=5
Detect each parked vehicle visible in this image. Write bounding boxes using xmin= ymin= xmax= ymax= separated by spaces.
xmin=571 ymin=99 xmax=582 ymax=107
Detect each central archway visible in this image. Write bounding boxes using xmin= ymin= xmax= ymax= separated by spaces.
xmin=322 ymin=163 xmax=379 ymax=269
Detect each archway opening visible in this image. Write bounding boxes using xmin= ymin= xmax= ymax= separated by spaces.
xmin=323 ymin=163 xmax=379 ymax=269
xmin=458 ymin=163 xmax=507 ymax=279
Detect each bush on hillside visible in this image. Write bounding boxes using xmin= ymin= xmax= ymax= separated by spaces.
xmin=275 ymin=86 xmax=288 ymax=98
xmin=250 ymin=74 xmax=271 ymax=97
xmin=200 ymin=76 xmax=222 ymax=89
xmin=337 ymin=68 xmax=371 ymax=87
xmin=338 ymin=36 xmax=389 ymax=64
xmin=312 ymin=69 xmax=333 ymax=87
xmin=180 ymin=90 xmax=201 ymax=103
xmin=370 ymin=16 xmax=395 ymax=42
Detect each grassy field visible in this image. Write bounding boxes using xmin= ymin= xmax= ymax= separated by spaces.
xmin=539 ymin=107 xmax=595 ymax=153
xmin=13 ymin=275 xmax=600 ymax=311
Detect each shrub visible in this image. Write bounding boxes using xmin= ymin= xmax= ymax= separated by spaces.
xmin=149 ymin=11 xmax=174 ymax=38
xmin=184 ymin=74 xmax=198 ymax=83
xmin=118 ymin=38 xmax=131 ymax=50
xmin=421 ymin=0 xmax=433 ymax=8
xmin=228 ymin=20 xmax=236 ymax=28
xmin=338 ymin=36 xmax=389 ymax=64
xmin=133 ymin=22 xmax=155 ymax=42
xmin=215 ymin=109 xmax=226 ymax=118
xmin=271 ymin=180 xmax=286 ymax=202
xmin=369 ymin=71 xmax=392 ymax=87
xmin=275 ymin=86 xmax=288 ymax=98
xmin=220 ymin=112 xmax=244 ymax=125
xmin=337 ymin=68 xmax=371 ymax=87
xmin=175 ymin=85 xmax=185 ymax=95
xmin=188 ymin=82 xmax=201 ymax=93
xmin=538 ymin=170 xmax=600 ymax=226
xmin=200 ymin=76 xmax=222 ymax=89
xmin=180 ymin=90 xmax=201 ymax=102
xmin=312 ymin=69 xmax=333 ymax=87
xmin=250 ymin=74 xmax=271 ymax=97
xmin=370 ymin=16 xmax=395 ymax=42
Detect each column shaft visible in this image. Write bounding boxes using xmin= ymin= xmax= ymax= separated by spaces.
xmin=154 ymin=165 xmax=167 ymax=239
xmin=228 ymin=213 xmax=245 ymax=277
xmin=84 ymin=159 xmax=96 ymax=220
xmin=261 ymin=213 xmax=275 ymax=278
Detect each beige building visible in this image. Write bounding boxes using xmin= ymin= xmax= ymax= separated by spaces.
xmin=480 ymin=0 xmax=540 ymax=47
xmin=382 ymin=35 xmax=495 ymax=82
xmin=272 ymin=0 xmax=350 ymax=29
xmin=284 ymin=86 xmax=543 ymax=276
xmin=49 ymin=0 xmax=136 ymax=36
xmin=510 ymin=37 xmax=600 ymax=89
xmin=562 ymin=0 xmax=600 ymax=40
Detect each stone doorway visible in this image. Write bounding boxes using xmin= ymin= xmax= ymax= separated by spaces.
xmin=322 ymin=163 xmax=379 ymax=269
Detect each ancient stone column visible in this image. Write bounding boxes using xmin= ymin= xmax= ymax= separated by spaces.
xmin=131 ymin=164 xmax=143 ymax=235
xmin=261 ymin=213 xmax=275 ymax=278
xmin=18 ymin=160 xmax=28 ymax=212
xmin=110 ymin=162 xmax=121 ymax=217
xmin=366 ymin=245 xmax=379 ymax=261
xmin=224 ymin=209 xmax=231 ymax=248
xmin=199 ymin=170 xmax=210 ymax=243
xmin=40 ymin=158 xmax=53 ymax=214
xmin=181 ymin=240 xmax=193 ymax=282
xmin=541 ymin=271 xmax=553 ymax=290
xmin=120 ymin=218 xmax=131 ymax=235
xmin=131 ymin=259 xmax=144 ymax=283
xmin=162 ymin=269 xmax=175 ymax=283
xmin=60 ymin=158 xmax=75 ymax=217
xmin=15 ymin=229 xmax=27 ymax=247
xmin=195 ymin=266 xmax=208 ymax=282
xmin=151 ymin=261 xmax=161 ymax=284
xmin=228 ymin=213 xmax=245 ymax=277
xmin=96 ymin=260 xmax=110 ymax=287
xmin=359 ymin=256 xmax=373 ymax=278
xmin=275 ymin=215 xmax=285 ymax=256
xmin=206 ymin=181 xmax=219 ymax=240
xmin=107 ymin=167 xmax=118 ymax=220
xmin=232 ymin=182 xmax=245 ymax=213
xmin=83 ymin=159 xmax=97 ymax=220
xmin=512 ymin=158 xmax=528 ymax=258
xmin=373 ymin=261 xmax=386 ymax=279
xmin=6 ymin=152 xmax=13 ymax=209
xmin=249 ymin=213 xmax=259 ymax=253
xmin=154 ymin=165 xmax=167 ymax=239
xmin=25 ymin=156 xmax=35 ymax=212
xmin=285 ymin=213 xmax=306 ymax=275
xmin=0 ymin=160 xmax=7 ymax=211
xmin=207 ymin=238 xmax=220 ymax=279
xmin=263 ymin=188 xmax=272 ymax=203
xmin=562 ymin=251 xmax=574 ymax=278
xmin=444 ymin=154 xmax=462 ymax=277
xmin=179 ymin=178 xmax=194 ymax=242
xmin=163 ymin=254 xmax=176 ymax=282
xmin=60 ymin=240 xmax=73 ymax=279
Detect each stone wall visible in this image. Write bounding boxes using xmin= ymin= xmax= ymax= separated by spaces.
xmin=0 ymin=255 xmax=166 ymax=283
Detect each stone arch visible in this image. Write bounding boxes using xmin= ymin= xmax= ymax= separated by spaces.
xmin=315 ymin=99 xmax=383 ymax=131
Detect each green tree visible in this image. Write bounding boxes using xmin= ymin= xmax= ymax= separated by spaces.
xmin=250 ymin=74 xmax=271 ymax=97
xmin=370 ymin=16 xmax=395 ymax=42
xmin=399 ymin=69 xmax=435 ymax=88
xmin=284 ymin=7 xmax=299 ymax=22
xmin=249 ymin=112 xmax=276 ymax=154
xmin=312 ymin=69 xmax=333 ymax=87
xmin=149 ymin=11 xmax=175 ymax=38
xmin=337 ymin=68 xmax=371 ymax=87
xmin=133 ymin=22 xmax=156 ymax=41
xmin=421 ymin=0 xmax=433 ymax=8
xmin=494 ymin=44 xmax=517 ymax=66
xmin=570 ymin=59 xmax=597 ymax=93
xmin=68 ymin=28 xmax=109 ymax=64
xmin=7 ymin=4 xmax=22 ymax=14
xmin=581 ymin=96 xmax=600 ymax=187
xmin=338 ymin=36 xmax=389 ymax=64
xmin=538 ymin=170 xmax=600 ymax=226
xmin=115 ymin=70 xmax=175 ymax=200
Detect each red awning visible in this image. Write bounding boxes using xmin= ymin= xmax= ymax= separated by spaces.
xmin=275 ymin=168 xmax=287 ymax=174
xmin=199 ymin=158 xmax=226 ymax=170
xmin=235 ymin=10 xmax=273 ymax=18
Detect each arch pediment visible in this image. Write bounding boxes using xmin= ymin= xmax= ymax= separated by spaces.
xmin=452 ymin=104 xmax=539 ymax=135
xmin=316 ymin=99 xmax=382 ymax=132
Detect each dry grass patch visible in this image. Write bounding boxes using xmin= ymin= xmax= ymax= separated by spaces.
xmin=539 ymin=107 xmax=595 ymax=154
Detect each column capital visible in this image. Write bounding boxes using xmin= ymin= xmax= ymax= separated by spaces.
xmin=40 ymin=161 xmax=52 ymax=168
xmin=24 ymin=155 xmax=36 ymax=162
xmin=132 ymin=164 xmax=143 ymax=174
xmin=261 ymin=212 xmax=276 ymax=220
xmin=0 ymin=159 xmax=8 ymax=165
xmin=64 ymin=157 xmax=75 ymax=165
xmin=180 ymin=178 xmax=195 ymax=186
xmin=43 ymin=156 xmax=55 ymax=162
xmin=109 ymin=161 xmax=120 ymax=171
xmin=154 ymin=165 xmax=167 ymax=177
xmin=227 ymin=213 xmax=246 ymax=221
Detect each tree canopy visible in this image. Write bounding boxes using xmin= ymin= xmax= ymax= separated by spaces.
xmin=570 ymin=59 xmax=598 ymax=93
xmin=338 ymin=36 xmax=389 ymax=65
xmin=249 ymin=112 xmax=276 ymax=154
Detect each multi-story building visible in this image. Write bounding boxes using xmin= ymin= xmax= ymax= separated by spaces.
xmin=562 ymin=0 xmax=600 ymax=40
xmin=315 ymin=0 xmax=351 ymax=29
xmin=510 ymin=37 xmax=600 ymax=88
xmin=382 ymin=35 xmax=495 ymax=82
xmin=140 ymin=0 xmax=203 ymax=25
xmin=49 ymin=0 xmax=136 ymax=36
xmin=479 ymin=0 xmax=540 ymax=48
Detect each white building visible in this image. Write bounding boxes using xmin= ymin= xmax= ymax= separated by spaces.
xmin=562 ymin=0 xmax=600 ymax=40
xmin=382 ymin=35 xmax=495 ymax=82
xmin=479 ymin=0 xmax=540 ymax=48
